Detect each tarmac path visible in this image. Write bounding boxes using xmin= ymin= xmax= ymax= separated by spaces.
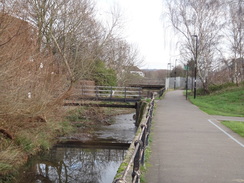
xmin=145 ymin=90 xmax=244 ymax=183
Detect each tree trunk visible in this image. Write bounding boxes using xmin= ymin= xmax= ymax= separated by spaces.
xmin=51 ymin=81 xmax=74 ymax=106
xmin=202 ymin=79 xmax=210 ymax=95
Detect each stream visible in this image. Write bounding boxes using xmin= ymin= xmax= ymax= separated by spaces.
xmin=16 ymin=113 xmax=137 ymax=183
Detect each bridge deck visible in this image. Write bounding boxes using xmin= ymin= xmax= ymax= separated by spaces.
xmin=70 ymin=85 xmax=142 ymax=102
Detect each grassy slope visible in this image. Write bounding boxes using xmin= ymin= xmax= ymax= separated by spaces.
xmin=189 ymin=85 xmax=244 ymax=137
xmin=221 ymin=121 xmax=244 ymax=137
xmin=189 ymin=86 xmax=244 ymax=117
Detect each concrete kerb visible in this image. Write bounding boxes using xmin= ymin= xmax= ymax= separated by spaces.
xmin=212 ymin=115 xmax=244 ymax=122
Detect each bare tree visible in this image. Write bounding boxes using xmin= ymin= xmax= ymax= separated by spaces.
xmin=0 ymin=12 xmax=64 ymax=127
xmin=13 ymin=0 xmax=103 ymax=102
xmin=2 ymin=0 xmax=143 ymax=114
xmin=224 ymin=0 xmax=244 ymax=84
xmin=165 ymin=0 xmax=225 ymax=93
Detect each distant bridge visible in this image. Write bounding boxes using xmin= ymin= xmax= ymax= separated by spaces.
xmin=129 ymin=79 xmax=165 ymax=89
xmin=64 ymin=84 xmax=165 ymax=126
xmin=67 ymin=85 xmax=142 ymax=103
xmin=65 ymin=85 xmax=143 ymax=126
xmin=66 ymin=80 xmax=165 ymax=104
xmin=129 ymin=79 xmax=165 ymax=98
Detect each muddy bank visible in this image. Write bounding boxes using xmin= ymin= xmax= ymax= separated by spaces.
xmin=15 ymin=112 xmax=137 ymax=183
xmin=0 ymin=106 xmax=135 ymax=182
xmin=61 ymin=107 xmax=136 ymax=143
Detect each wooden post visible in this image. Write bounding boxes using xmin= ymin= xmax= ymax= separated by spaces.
xmin=124 ymin=87 xmax=127 ymax=102
xmin=135 ymin=102 xmax=141 ymax=127
xmin=132 ymin=140 xmax=142 ymax=183
xmin=95 ymin=86 xmax=98 ymax=99
xmin=110 ymin=86 xmax=113 ymax=98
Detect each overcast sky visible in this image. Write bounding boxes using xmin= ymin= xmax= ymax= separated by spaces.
xmin=95 ymin=0 xmax=179 ymax=70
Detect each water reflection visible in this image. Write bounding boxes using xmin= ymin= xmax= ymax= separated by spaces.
xmin=17 ymin=113 xmax=136 ymax=183
xmin=17 ymin=146 xmax=127 ymax=183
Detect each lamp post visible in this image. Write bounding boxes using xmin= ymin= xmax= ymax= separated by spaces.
xmin=192 ymin=35 xmax=198 ymax=99
xmin=185 ymin=63 xmax=189 ymax=100
xmin=167 ymin=63 xmax=170 ymax=77
xmin=167 ymin=63 xmax=171 ymax=90
xmin=174 ymin=59 xmax=177 ymax=90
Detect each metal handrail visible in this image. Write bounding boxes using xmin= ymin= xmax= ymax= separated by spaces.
xmin=113 ymin=94 xmax=155 ymax=183
xmin=79 ymin=85 xmax=141 ymax=90
xmin=80 ymin=85 xmax=142 ymax=100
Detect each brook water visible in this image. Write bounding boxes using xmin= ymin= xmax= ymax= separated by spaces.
xmin=17 ymin=113 xmax=137 ymax=183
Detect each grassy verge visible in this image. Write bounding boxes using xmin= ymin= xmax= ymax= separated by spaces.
xmin=0 ymin=121 xmax=73 ymax=182
xmin=140 ymin=136 xmax=152 ymax=183
xmin=189 ymin=86 xmax=244 ymax=117
xmin=221 ymin=121 xmax=244 ymax=137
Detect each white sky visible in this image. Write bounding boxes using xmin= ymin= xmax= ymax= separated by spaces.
xmin=95 ymin=0 xmax=180 ymax=70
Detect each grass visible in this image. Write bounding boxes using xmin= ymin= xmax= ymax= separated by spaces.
xmin=0 ymin=141 xmax=27 ymax=181
xmin=0 ymin=119 xmax=74 ymax=179
xmin=221 ymin=121 xmax=244 ymax=137
xmin=140 ymin=138 xmax=152 ymax=183
xmin=189 ymin=86 xmax=244 ymax=117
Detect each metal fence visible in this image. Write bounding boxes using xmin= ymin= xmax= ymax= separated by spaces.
xmin=113 ymin=94 xmax=155 ymax=183
xmin=165 ymin=77 xmax=201 ymax=90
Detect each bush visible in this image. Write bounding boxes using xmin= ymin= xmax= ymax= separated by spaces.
xmin=91 ymin=60 xmax=117 ymax=86
xmin=195 ymin=82 xmax=239 ymax=96
xmin=208 ymin=82 xmax=236 ymax=93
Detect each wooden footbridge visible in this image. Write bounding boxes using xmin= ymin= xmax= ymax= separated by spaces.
xmin=65 ymin=81 xmax=165 ymax=105
xmin=65 ymin=85 xmax=143 ymax=109
xmin=67 ymin=85 xmax=142 ymax=103
xmin=64 ymin=84 xmax=164 ymax=126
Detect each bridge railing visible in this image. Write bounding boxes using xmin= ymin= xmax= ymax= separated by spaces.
xmin=113 ymin=94 xmax=155 ymax=183
xmin=78 ymin=85 xmax=142 ymax=101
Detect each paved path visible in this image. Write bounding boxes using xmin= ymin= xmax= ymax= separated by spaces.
xmin=145 ymin=90 xmax=244 ymax=183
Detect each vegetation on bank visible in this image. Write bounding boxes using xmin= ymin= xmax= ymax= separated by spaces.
xmin=0 ymin=106 xmax=134 ymax=182
xmin=189 ymin=83 xmax=244 ymax=117
xmin=221 ymin=121 xmax=244 ymax=137
xmin=66 ymin=106 xmax=134 ymax=130
xmin=188 ymin=82 xmax=244 ymax=138
xmin=0 ymin=118 xmax=73 ymax=182
xmin=140 ymin=137 xmax=152 ymax=183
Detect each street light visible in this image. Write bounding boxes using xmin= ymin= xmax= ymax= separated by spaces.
xmin=174 ymin=59 xmax=177 ymax=90
xmin=167 ymin=63 xmax=171 ymax=90
xmin=185 ymin=63 xmax=189 ymax=100
xmin=167 ymin=63 xmax=171 ymax=78
xmin=192 ymin=35 xmax=198 ymax=99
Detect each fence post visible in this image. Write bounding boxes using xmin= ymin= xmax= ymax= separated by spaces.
xmin=81 ymin=84 xmax=84 ymax=96
xmin=140 ymin=124 xmax=147 ymax=165
xmin=132 ymin=140 xmax=142 ymax=183
xmin=110 ymin=86 xmax=113 ymax=98
xmin=139 ymin=88 xmax=142 ymax=99
xmin=124 ymin=87 xmax=127 ymax=102
xmin=95 ymin=86 xmax=98 ymax=99
xmin=135 ymin=102 xmax=141 ymax=127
